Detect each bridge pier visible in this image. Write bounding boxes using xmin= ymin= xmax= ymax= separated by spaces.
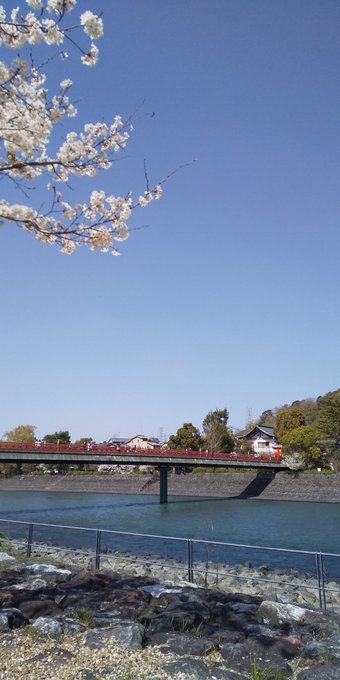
xmin=159 ymin=465 xmax=168 ymax=504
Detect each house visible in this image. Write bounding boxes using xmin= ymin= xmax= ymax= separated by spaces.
xmin=107 ymin=437 xmax=129 ymax=447
xmin=125 ymin=435 xmax=161 ymax=450
xmin=237 ymin=425 xmax=281 ymax=457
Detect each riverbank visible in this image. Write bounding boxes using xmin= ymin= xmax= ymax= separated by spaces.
xmin=0 ymin=471 xmax=340 ymax=502
xmin=1 ymin=544 xmax=340 ymax=680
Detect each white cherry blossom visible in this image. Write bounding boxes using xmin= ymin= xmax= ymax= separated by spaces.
xmin=0 ymin=1 xmax=164 ymax=255
xmin=80 ymin=11 xmax=103 ymax=39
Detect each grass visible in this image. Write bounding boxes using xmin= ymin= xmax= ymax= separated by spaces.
xmin=167 ymin=615 xmax=204 ymax=636
xmin=23 ymin=625 xmax=37 ymax=640
xmin=69 ymin=606 xmax=94 ymax=627
xmin=251 ymin=657 xmax=289 ymax=680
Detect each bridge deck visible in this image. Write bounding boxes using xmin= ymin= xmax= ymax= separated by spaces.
xmin=0 ymin=442 xmax=287 ymax=469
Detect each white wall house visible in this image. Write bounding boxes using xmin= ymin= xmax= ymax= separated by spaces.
xmin=237 ymin=425 xmax=281 ymax=456
xmin=125 ymin=435 xmax=161 ymax=450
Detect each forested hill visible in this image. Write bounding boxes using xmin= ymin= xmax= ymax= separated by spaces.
xmin=240 ymin=389 xmax=340 ymax=470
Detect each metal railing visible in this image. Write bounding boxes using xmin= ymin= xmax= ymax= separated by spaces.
xmin=0 ymin=517 xmax=339 ymax=610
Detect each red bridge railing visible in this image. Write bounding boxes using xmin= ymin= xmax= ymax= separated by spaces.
xmin=0 ymin=440 xmax=282 ymax=463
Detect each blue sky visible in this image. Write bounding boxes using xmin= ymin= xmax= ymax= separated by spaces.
xmin=1 ymin=0 xmax=339 ymax=442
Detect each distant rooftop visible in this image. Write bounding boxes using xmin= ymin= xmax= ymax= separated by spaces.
xmin=238 ymin=425 xmax=275 ymax=439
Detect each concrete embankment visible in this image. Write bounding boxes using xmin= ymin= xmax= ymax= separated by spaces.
xmin=0 ymin=471 xmax=339 ymax=502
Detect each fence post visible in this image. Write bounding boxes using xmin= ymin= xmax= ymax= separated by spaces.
xmin=187 ymin=539 xmax=194 ymax=583
xmin=95 ymin=530 xmax=102 ymax=570
xmin=27 ymin=523 xmax=33 ymax=557
xmin=316 ymin=552 xmax=327 ymax=609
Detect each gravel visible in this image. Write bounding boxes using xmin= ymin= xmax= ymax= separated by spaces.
xmin=0 ymin=631 xmax=196 ymax=680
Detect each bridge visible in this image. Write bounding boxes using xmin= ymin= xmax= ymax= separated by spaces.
xmin=0 ymin=441 xmax=288 ymax=503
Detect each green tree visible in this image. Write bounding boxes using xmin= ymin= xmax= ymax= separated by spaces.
xmin=291 ymin=398 xmax=318 ymax=425
xmin=0 ymin=463 xmax=18 ymax=477
xmin=202 ymin=408 xmax=234 ymax=453
xmin=3 ymin=424 xmax=37 ymax=474
xmin=43 ymin=430 xmax=71 ymax=473
xmin=167 ymin=423 xmax=204 ymax=451
xmin=274 ymin=406 xmax=305 ymax=443
xmin=281 ymin=425 xmax=323 ymax=467
xmin=74 ymin=437 xmax=93 ymax=446
xmin=74 ymin=437 xmax=93 ymax=471
xmin=257 ymin=409 xmax=276 ymax=428
xmin=4 ymin=424 xmax=36 ymax=441
xmin=316 ymin=389 xmax=340 ymax=471
xmin=43 ymin=431 xmax=71 ymax=444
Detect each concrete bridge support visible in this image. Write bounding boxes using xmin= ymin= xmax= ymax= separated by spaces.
xmin=159 ymin=465 xmax=168 ymax=504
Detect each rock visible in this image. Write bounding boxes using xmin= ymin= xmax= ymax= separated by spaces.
xmin=17 ymin=598 xmax=61 ymax=619
xmin=0 ymin=613 xmax=10 ymax=632
xmin=228 ymin=602 xmax=258 ymax=614
xmin=107 ymin=622 xmax=145 ymax=649
xmin=25 ymin=564 xmax=72 ymax=583
xmin=221 ymin=639 xmax=292 ymax=675
xmin=297 ymin=611 xmax=340 ymax=642
xmin=90 ymin=609 xmax=123 ymax=627
xmin=207 ymin=590 xmax=262 ymax=606
xmin=106 ymin=588 xmax=151 ymax=607
xmin=277 ymin=591 xmax=295 ymax=604
xmin=140 ymin=584 xmax=183 ymax=598
xmin=78 ymin=671 xmax=98 ymax=680
xmin=83 ymin=631 xmax=109 ymax=651
xmin=84 ymin=622 xmax=145 ymax=650
xmin=32 ymin=616 xmax=63 ymax=638
xmin=243 ymin=622 xmax=278 ymax=640
xmin=145 ymin=610 xmax=198 ymax=633
xmin=208 ymin=601 xmax=258 ymax=630
xmin=325 ymin=634 xmax=340 ymax=659
xmin=11 ymin=578 xmax=49 ymax=591
xmin=161 ymin=657 xmax=228 ymax=679
xmin=165 ymin=599 xmax=211 ymax=622
xmin=148 ymin=631 xmax=216 ymax=656
xmin=31 ymin=646 xmax=76 ymax=662
xmin=62 ymin=617 xmax=87 ymax=636
xmin=2 ymin=556 xmax=340 ymax=678
xmin=0 ymin=552 xmax=16 ymax=563
xmin=209 ymin=627 xmax=246 ymax=644
xmin=1 ymin=607 xmax=28 ymax=628
xmin=0 ymin=591 xmax=14 ymax=607
xmin=302 ymin=640 xmax=329 ymax=659
xmin=297 ymin=665 xmax=340 ymax=679
xmin=258 ymin=601 xmax=308 ymax=624
xmin=220 ymin=641 xmax=248 ymax=666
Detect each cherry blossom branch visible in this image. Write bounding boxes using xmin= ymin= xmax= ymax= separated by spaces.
xmin=0 ymin=1 xmax=169 ymax=256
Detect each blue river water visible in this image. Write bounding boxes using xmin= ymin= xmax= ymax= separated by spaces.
xmin=0 ymin=491 xmax=339 ymax=576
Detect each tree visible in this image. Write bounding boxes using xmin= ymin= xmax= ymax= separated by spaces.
xmin=43 ymin=430 xmax=71 ymax=443
xmin=316 ymin=390 xmax=340 ymax=471
xmin=257 ymin=409 xmax=276 ymax=428
xmin=167 ymin=423 xmax=204 ymax=451
xmin=202 ymin=408 xmax=234 ymax=453
xmin=74 ymin=437 xmax=93 ymax=446
xmin=0 ymin=2 xmax=163 ymax=255
xmin=274 ymin=406 xmax=305 ymax=443
xmin=281 ymin=425 xmax=323 ymax=467
xmin=4 ymin=424 xmax=36 ymax=441
xmin=234 ymin=439 xmax=253 ymax=456
xmin=282 ymin=452 xmax=306 ymax=471
xmin=3 ymin=424 xmax=37 ymax=474
xmin=291 ymin=399 xmax=318 ymax=425
xmin=43 ymin=430 xmax=71 ymax=473
xmin=74 ymin=437 xmax=93 ymax=470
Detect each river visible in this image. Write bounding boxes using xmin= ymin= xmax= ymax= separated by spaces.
xmin=0 ymin=491 xmax=339 ymax=576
